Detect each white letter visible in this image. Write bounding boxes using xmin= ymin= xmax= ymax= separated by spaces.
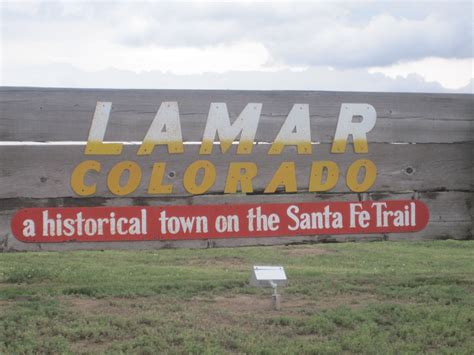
xmin=372 ymin=202 xmax=387 ymax=227
xmin=63 ymin=218 xmax=75 ymax=237
xmin=179 ymin=216 xmax=195 ymax=233
xmin=247 ymin=208 xmax=256 ymax=232
xmin=84 ymin=102 xmax=123 ymax=155
xmin=141 ymin=209 xmax=147 ymax=234
xmin=137 ymin=102 xmax=183 ymax=155
xmin=287 ymin=205 xmax=300 ymax=231
xmin=159 ymin=210 xmax=168 ymax=234
xmin=23 ymin=219 xmax=36 ymax=237
xmin=269 ymin=104 xmax=311 ymax=155
xmin=349 ymin=203 xmax=363 ymax=228
xmin=200 ymin=103 xmax=262 ymax=154
xmin=42 ymin=211 xmax=54 ymax=237
xmin=410 ymin=202 xmax=416 ymax=226
xmin=332 ymin=103 xmax=376 ymax=153
xmin=196 ymin=216 xmax=209 ymax=233
xmin=268 ymin=214 xmax=280 ymax=231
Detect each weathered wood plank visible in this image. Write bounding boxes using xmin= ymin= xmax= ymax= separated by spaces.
xmin=1 ymin=191 xmax=470 ymax=251
xmin=0 ymin=144 xmax=471 ymax=198
xmin=1 ymin=88 xmax=472 ymax=143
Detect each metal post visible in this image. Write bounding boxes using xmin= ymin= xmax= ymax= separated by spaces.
xmin=270 ymin=281 xmax=282 ymax=310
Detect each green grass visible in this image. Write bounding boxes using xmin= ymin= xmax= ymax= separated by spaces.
xmin=0 ymin=240 xmax=473 ymax=354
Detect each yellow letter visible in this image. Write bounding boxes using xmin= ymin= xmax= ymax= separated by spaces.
xmin=346 ymin=159 xmax=377 ymax=192
xmin=183 ymin=160 xmax=216 ymax=194
xmin=148 ymin=163 xmax=173 ymax=194
xmin=264 ymin=162 xmax=297 ymax=193
xmin=85 ymin=102 xmax=123 ymax=155
xmin=70 ymin=160 xmax=101 ymax=196
xmin=224 ymin=162 xmax=257 ymax=193
xmin=107 ymin=161 xmax=142 ymax=196
xmin=331 ymin=104 xmax=376 ymax=153
xmin=309 ymin=161 xmax=339 ymax=192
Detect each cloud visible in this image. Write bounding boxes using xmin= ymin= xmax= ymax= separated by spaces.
xmin=1 ymin=1 xmax=472 ymax=92
xmin=369 ymin=57 xmax=474 ymax=89
xmin=2 ymin=61 xmax=469 ymax=94
xmin=110 ymin=2 xmax=473 ymax=68
xmin=2 ymin=1 xmax=472 ymax=70
xmin=268 ymin=13 xmax=471 ymax=68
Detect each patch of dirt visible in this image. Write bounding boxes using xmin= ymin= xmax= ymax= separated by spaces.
xmin=212 ymin=294 xmax=273 ymax=313
xmin=186 ymin=256 xmax=248 ymax=270
xmin=202 ymin=292 xmax=380 ymax=317
xmin=279 ymin=245 xmax=337 ymax=257
xmin=312 ymin=292 xmax=379 ymax=309
xmin=69 ymin=340 xmax=112 ymax=354
xmin=0 ymin=299 xmax=13 ymax=312
xmin=64 ymin=296 xmax=196 ymax=318
xmin=64 ymin=290 xmax=383 ymax=321
xmin=64 ymin=297 xmax=142 ymax=318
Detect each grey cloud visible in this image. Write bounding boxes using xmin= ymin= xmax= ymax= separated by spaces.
xmin=2 ymin=1 xmax=472 ymax=69
xmin=112 ymin=2 xmax=473 ymax=67
xmin=268 ymin=14 xmax=471 ymax=68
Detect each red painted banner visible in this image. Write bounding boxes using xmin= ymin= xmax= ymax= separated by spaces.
xmin=11 ymin=200 xmax=429 ymax=243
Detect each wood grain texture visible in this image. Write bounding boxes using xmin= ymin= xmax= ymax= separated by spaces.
xmin=0 ymin=191 xmax=471 ymax=251
xmin=1 ymin=88 xmax=472 ymax=251
xmin=1 ymin=88 xmax=472 ymax=143
xmin=0 ymin=143 xmax=472 ymax=198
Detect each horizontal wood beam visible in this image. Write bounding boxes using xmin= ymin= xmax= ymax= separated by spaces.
xmin=0 ymin=143 xmax=471 ymax=198
xmin=1 ymin=88 xmax=472 ymax=143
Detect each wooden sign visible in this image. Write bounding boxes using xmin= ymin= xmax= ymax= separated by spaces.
xmin=0 ymin=88 xmax=472 ymax=251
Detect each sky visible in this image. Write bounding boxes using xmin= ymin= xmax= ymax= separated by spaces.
xmin=1 ymin=0 xmax=473 ymax=93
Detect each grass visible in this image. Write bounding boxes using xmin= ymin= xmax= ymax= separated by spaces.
xmin=0 ymin=240 xmax=473 ymax=354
